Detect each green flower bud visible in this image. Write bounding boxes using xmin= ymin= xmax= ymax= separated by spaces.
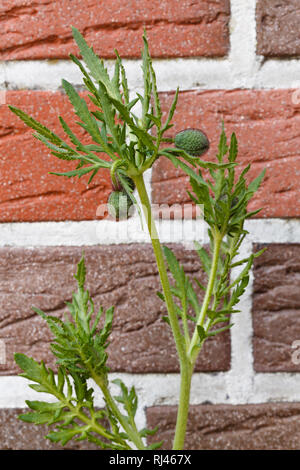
xmin=174 ymin=128 xmax=209 ymax=156
xmin=107 ymin=191 xmax=133 ymax=220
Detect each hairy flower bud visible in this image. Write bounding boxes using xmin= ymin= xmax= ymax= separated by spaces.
xmin=107 ymin=191 xmax=133 ymax=220
xmin=174 ymin=128 xmax=209 ymax=156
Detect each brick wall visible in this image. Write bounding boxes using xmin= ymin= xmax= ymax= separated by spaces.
xmin=0 ymin=0 xmax=300 ymax=450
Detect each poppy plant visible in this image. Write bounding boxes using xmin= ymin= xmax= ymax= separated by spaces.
xmin=11 ymin=28 xmax=265 ymax=450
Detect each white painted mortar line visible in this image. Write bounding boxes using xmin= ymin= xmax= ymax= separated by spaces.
xmin=0 ymin=218 xmax=299 ymax=247
xmin=3 ymin=57 xmax=300 ymax=91
xmin=2 ymin=371 xmax=300 ymax=409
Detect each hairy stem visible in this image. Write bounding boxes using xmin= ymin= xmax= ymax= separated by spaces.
xmin=188 ymin=230 xmax=222 ymax=364
xmin=91 ymin=372 xmax=146 ymax=450
xmin=79 ymin=342 xmax=145 ymax=449
xmin=134 ymin=174 xmax=186 ymax=363
xmin=134 ymin=173 xmax=192 ymax=450
xmin=172 ymin=363 xmax=193 ymax=450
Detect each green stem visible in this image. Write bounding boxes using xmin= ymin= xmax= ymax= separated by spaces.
xmin=134 ymin=174 xmax=192 ymax=450
xmin=80 ymin=345 xmax=145 ymax=449
xmin=134 ymin=174 xmax=186 ymax=364
xmin=188 ymin=230 xmax=222 ymax=364
xmin=91 ymin=372 xmax=146 ymax=450
xmin=181 ymin=294 xmax=190 ymax=348
xmin=172 ymin=363 xmax=193 ymax=450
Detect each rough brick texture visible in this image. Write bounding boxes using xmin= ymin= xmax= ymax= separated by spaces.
xmin=256 ymin=0 xmax=300 ymax=57
xmin=252 ymin=244 xmax=300 ymax=372
xmin=0 ymin=0 xmax=230 ymax=60
xmin=0 ymin=408 xmax=98 ymax=449
xmin=152 ymin=89 xmax=300 ymax=218
xmin=147 ymin=403 xmax=300 ymax=450
xmin=0 ymin=91 xmax=111 ymax=222
xmin=0 ymin=245 xmax=230 ymax=375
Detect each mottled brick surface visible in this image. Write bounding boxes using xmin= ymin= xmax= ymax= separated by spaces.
xmin=147 ymin=403 xmax=300 ymax=450
xmin=0 ymin=245 xmax=230 ymax=375
xmin=152 ymin=89 xmax=300 ymax=218
xmin=256 ymin=0 xmax=300 ymax=57
xmin=0 ymin=0 xmax=230 ymax=60
xmin=0 ymin=408 xmax=98 ymax=449
xmin=252 ymin=244 xmax=300 ymax=372
xmin=0 ymin=91 xmax=111 ymax=222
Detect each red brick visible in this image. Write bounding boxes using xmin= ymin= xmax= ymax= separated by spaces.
xmin=256 ymin=0 xmax=300 ymax=57
xmin=0 ymin=91 xmax=111 ymax=222
xmin=147 ymin=403 xmax=300 ymax=450
xmin=252 ymin=244 xmax=300 ymax=372
xmin=152 ymin=89 xmax=300 ymax=218
xmin=0 ymin=245 xmax=230 ymax=375
xmin=0 ymin=0 xmax=230 ymax=60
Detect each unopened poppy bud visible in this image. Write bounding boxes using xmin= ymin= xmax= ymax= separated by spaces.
xmin=107 ymin=191 xmax=133 ymax=221
xmin=174 ymin=128 xmax=209 ymax=156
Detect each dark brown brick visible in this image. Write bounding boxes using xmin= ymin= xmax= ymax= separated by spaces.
xmin=0 ymin=408 xmax=98 ymax=449
xmin=152 ymin=89 xmax=300 ymax=218
xmin=252 ymin=244 xmax=300 ymax=372
xmin=0 ymin=0 xmax=230 ymax=60
xmin=256 ymin=0 xmax=300 ymax=57
xmin=0 ymin=245 xmax=230 ymax=375
xmin=147 ymin=403 xmax=300 ymax=450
